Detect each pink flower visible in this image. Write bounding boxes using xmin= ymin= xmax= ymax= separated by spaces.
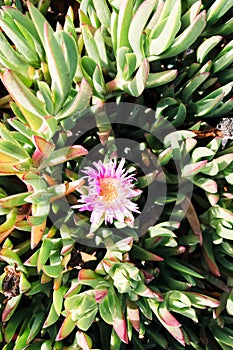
xmin=74 ymin=158 xmax=142 ymax=225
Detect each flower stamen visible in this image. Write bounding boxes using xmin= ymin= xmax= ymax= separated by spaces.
xmin=99 ymin=178 xmax=119 ymax=202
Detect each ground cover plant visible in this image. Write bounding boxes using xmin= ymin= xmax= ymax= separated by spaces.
xmin=0 ymin=0 xmax=233 ymax=349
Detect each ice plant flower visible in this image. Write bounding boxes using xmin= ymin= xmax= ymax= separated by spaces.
xmin=74 ymin=158 xmax=142 ymax=225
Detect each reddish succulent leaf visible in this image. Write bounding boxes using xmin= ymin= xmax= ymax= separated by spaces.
xmin=182 ymin=160 xmax=208 ymax=177
xmin=131 ymin=244 xmax=164 ymax=261
xmin=30 ymin=219 xmax=46 ymax=249
xmin=43 ymin=173 xmax=57 ymax=186
xmin=54 ymin=275 xmax=63 ymax=290
xmin=2 ymin=295 xmax=21 ymax=322
xmin=66 ymin=145 xmax=89 ymax=158
xmin=50 ymin=179 xmax=85 ymax=202
xmin=64 ymin=282 xmax=81 ymax=298
xmin=113 ymin=314 xmax=128 ymax=344
xmin=140 ymin=269 xmax=155 ymax=284
xmin=93 ymin=289 xmax=108 ymax=303
xmin=134 ymin=283 xmax=164 ymax=301
xmin=0 ymin=163 xmax=21 ymax=174
xmin=186 ymin=292 xmax=220 ymax=308
xmin=102 ymin=259 xmax=115 ymax=272
xmin=126 ymin=300 xmax=140 ymax=332
xmin=56 ymin=313 xmax=76 ymax=341
xmin=61 ymin=243 xmax=74 ymax=255
xmin=150 ymin=300 xmax=185 ymax=346
xmin=98 ymin=129 xmax=112 ymax=145
xmin=166 ymin=324 xmax=185 ymax=346
xmin=32 ymin=135 xmax=55 ymax=166
xmin=158 ymin=303 xmax=181 ymax=327
xmin=0 ymin=226 xmax=15 ymax=244
xmin=0 ymin=152 xmax=19 ymax=163
xmin=76 ymin=331 xmax=92 ymax=350
xmin=32 ymin=135 xmax=55 ymax=154
xmin=44 ymin=145 xmax=88 ymax=167
xmin=41 ymin=272 xmax=52 ymax=284
xmin=78 ymin=269 xmax=99 ymax=281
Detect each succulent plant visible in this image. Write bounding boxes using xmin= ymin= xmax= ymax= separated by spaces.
xmin=0 ymin=0 xmax=233 ymax=349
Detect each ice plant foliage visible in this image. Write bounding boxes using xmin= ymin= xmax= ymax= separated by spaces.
xmin=75 ymin=158 xmax=142 ymax=224
xmin=0 ymin=1 xmax=233 ymax=349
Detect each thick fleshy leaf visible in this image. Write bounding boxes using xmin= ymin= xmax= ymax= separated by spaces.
xmin=134 ymin=283 xmax=163 ymax=301
xmin=93 ymin=289 xmax=108 ymax=303
xmin=53 ymin=286 xmax=68 ymax=316
xmin=226 ymin=290 xmax=233 ymax=316
xmin=128 ymin=0 xmax=157 ymax=63
xmin=0 ymin=31 xmax=30 ymax=77
xmin=202 ymin=234 xmax=221 ymax=276
xmin=43 ymin=146 xmax=88 ymax=167
xmin=37 ymin=239 xmax=53 ymax=272
xmin=158 ymin=302 xmax=181 ymax=327
xmin=0 ymin=209 xmax=17 ymax=243
xmin=2 ymin=295 xmax=22 ymax=322
xmin=98 ymin=290 xmax=114 ymax=325
xmin=131 ymin=244 xmax=164 ymax=261
xmin=126 ymin=299 xmax=140 ymax=332
xmin=149 ymin=0 xmax=181 ymax=56
xmin=207 ymin=0 xmax=233 ymax=25
xmin=57 ymin=79 xmax=92 ymax=121
xmin=166 ymin=257 xmax=204 ymax=279
xmin=117 ymin=0 xmax=133 ymax=49
xmin=181 ymin=196 xmax=202 ymax=245
xmin=146 ymin=70 xmax=178 ymax=88
xmin=149 ymin=300 xmax=185 ymax=346
xmin=27 ymin=311 xmax=45 ymax=344
xmin=32 ymin=136 xmax=55 ymax=167
xmin=43 ymin=304 xmax=59 ymax=328
xmin=54 ymin=31 xmax=78 ymax=83
xmin=124 ymin=59 xmax=149 ymax=97
xmin=182 ymin=160 xmax=208 ymax=177
xmin=153 ymin=11 xmax=206 ymax=59
xmin=2 ymin=70 xmax=46 ymax=119
xmin=56 ymin=313 xmax=76 ymax=341
xmin=0 ymin=17 xmax=39 ymax=65
xmin=42 ymin=264 xmax=63 ymax=278
xmin=182 ymin=73 xmax=210 ymax=103
xmin=184 ymin=292 xmax=220 ymax=308
xmin=93 ymin=0 xmax=111 ymax=28
xmin=193 ymin=176 xmax=218 ymax=193
xmin=43 ymin=23 xmax=70 ymax=113
xmin=4 ymin=309 xmax=27 ymax=343
xmin=0 ymin=192 xmax=32 ymax=208
xmin=78 ymin=269 xmax=109 ymax=288
xmin=31 ymin=218 xmax=46 ymax=249
xmin=81 ymin=24 xmax=101 ymax=67
xmin=76 ymin=331 xmax=93 ymax=350
xmin=197 ymin=35 xmax=223 ymax=63
xmin=2 ymin=6 xmax=44 ymax=59
xmin=112 ymin=293 xmax=128 ymax=344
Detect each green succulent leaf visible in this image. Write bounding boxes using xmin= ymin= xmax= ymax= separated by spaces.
xmin=92 ymin=0 xmax=111 ymax=28
xmin=151 ymin=11 xmax=206 ymax=60
xmin=149 ymin=0 xmax=181 ymax=56
xmin=43 ymin=23 xmax=70 ymax=113
xmin=207 ymin=0 xmax=233 ymax=26
xmin=2 ymin=69 xmax=46 ymax=123
xmin=128 ymin=0 xmax=158 ymax=64
xmin=197 ymin=35 xmax=223 ymax=63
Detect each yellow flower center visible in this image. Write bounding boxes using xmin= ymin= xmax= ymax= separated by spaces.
xmin=99 ymin=178 xmax=119 ymax=202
